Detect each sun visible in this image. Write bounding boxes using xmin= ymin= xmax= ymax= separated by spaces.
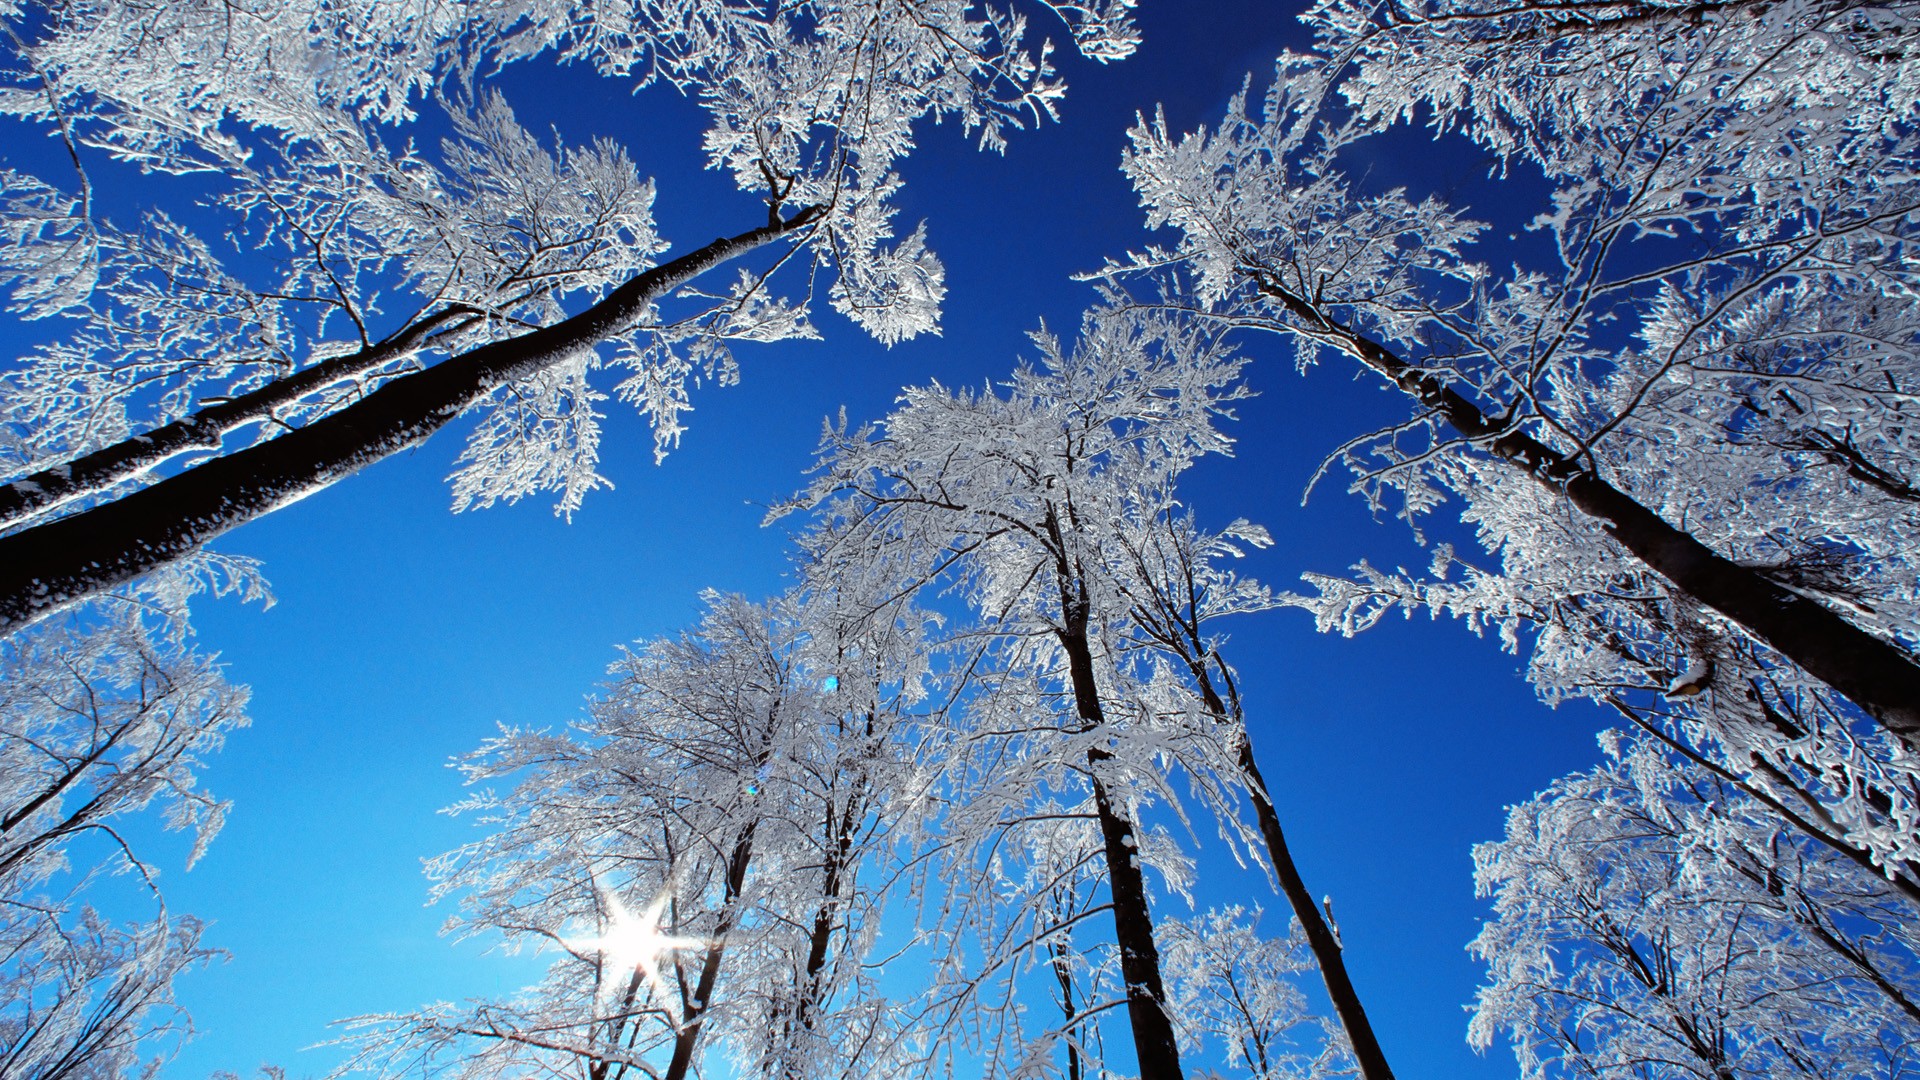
xmin=570 ymin=888 xmax=707 ymax=1015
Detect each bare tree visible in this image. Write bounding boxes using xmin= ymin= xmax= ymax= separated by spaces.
xmin=0 ymin=562 xmax=255 ymax=1078
xmin=338 ymin=588 xmax=935 ymax=1080
xmin=0 ymin=0 xmax=1142 ymax=631
xmin=1111 ymin=1 xmax=1920 ymax=748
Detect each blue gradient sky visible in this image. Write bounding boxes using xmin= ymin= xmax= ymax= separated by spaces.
xmin=6 ymin=4 xmax=1612 ymax=1077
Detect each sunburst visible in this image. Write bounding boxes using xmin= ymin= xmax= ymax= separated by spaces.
xmin=571 ymin=887 xmax=707 ymax=1018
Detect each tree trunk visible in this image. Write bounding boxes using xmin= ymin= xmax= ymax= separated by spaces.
xmin=1083 ymin=772 xmax=1182 ymax=1080
xmin=1048 ymin=928 xmax=1085 ymax=1080
xmin=0 ymin=208 xmax=820 ymax=634
xmin=0 ymin=304 xmax=478 ymax=530
xmin=1173 ymin=635 xmax=1396 ymax=1080
xmin=1251 ymin=274 xmax=1920 ymax=753
xmin=1234 ymin=743 xmax=1394 ymax=1080
xmin=773 ymin=767 xmax=863 ymax=1080
xmin=1054 ymin=584 xmax=1184 ymax=1080
xmin=1114 ymin=523 xmax=1397 ymax=1080
xmin=663 ymin=823 xmax=758 ymax=1080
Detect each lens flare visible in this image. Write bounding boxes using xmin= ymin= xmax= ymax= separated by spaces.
xmin=570 ymin=888 xmax=706 ymax=1018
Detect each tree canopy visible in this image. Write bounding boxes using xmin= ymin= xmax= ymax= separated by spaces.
xmin=0 ymin=1 xmax=1914 ymax=1078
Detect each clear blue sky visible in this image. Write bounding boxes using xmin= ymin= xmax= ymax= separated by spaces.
xmin=6 ymin=4 xmax=1611 ymax=1077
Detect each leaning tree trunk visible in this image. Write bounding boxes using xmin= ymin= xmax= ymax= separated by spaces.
xmin=662 ymin=822 xmax=758 ymax=1080
xmin=1114 ymin=524 xmax=1397 ymax=1080
xmin=1182 ymin=646 xmax=1395 ymax=1080
xmin=1234 ymin=742 xmax=1393 ymax=1079
xmin=0 ymin=207 xmax=821 ymax=634
xmin=1250 ymin=274 xmax=1920 ymax=753
xmin=0 ymin=304 xmax=480 ymax=530
xmin=1053 ymin=567 xmax=1185 ymax=1080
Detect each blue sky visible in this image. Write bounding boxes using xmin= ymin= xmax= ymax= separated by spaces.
xmin=6 ymin=4 xmax=1615 ymax=1077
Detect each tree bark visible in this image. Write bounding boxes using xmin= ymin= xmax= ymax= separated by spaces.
xmin=773 ymin=755 xmax=864 ymax=1080
xmin=1234 ymin=743 xmax=1394 ymax=1080
xmin=1251 ymin=274 xmax=1920 ymax=753
xmin=663 ymin=823 xmax=757 ymax=1080
xmin=1048 ymin=928 xmax=1085 ymax=1080
xmin=0 ymin=208 xmax=820 ymax=634
xmin=1053 ymin=568 xmax=1184 ymax=1080
xmin=1172 ymin=631 xmax=1395 ymax=1079
xmin=1082 ymin=771 xmax=1182 ymax=1080
xmin=0 ymin=304 xmax=477 ymax=530
xmin=1114 ymin=524 xmax=1397 ymax=1079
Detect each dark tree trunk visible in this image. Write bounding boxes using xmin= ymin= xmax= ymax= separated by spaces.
xmin=0 ymin=304 xmax=477 ymax=529
xmin=1114 ymin=525 xmax=1396 ymax=1080
xmin=663 ymin=823 xmax=758 ymax=1080
xmin=790 ymin=832 xmax=846 ymax=1037
xmin=1053 ymin=572 xmax=1184 ymax=1080
xmin=773 ymin=760 xmax=864 ymax=1080
xmin=1251 ymin=275 xmax=1920 ymax=753
xmin=1048 ymin=929 xmax=1085 ymax=1080
xmin=0 ymin=208 xmax=820 ymax=634
xmin=1234 ymin=743 xmax=1394 ymax=1080
xmin=1083 ymin=771 xmax=1182 ymax=1080
xmin=1180 ymin=645 xmax=1395 ymax=1079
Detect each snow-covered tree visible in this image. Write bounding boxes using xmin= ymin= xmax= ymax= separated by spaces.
xmin=1112 ymin=21 xmax=1920 ymax=1070
xmin=338 ymin=587 xmax=937 ymax=1080
xmin=0 ymin=565 xmax=255 ymax=1077
xmin=1291 ymin=542 xmax=1920 ymax=887
xmin=0 ymin=0 xmax=1141 ymax=632
xmin=1111 ymin=4 xmax=1920 ymax=753
xmin=786 ymin=299 xmax=1391 ymax=1077
xmin=785 ymin=304 xmax=1354 ymax=1080
xmin=0 ymin=903 xmax=216 ymax=1080
xmin=1160 ymin=907 xmax=1355 ymax=1080
xmin=912 ymin=707 xmax=1129 ymax=1080
xmin=1471 ymin=733 xmax=1920 ymax=1079
xmin=1104 ymin=509 xmax=1393 ymax=1080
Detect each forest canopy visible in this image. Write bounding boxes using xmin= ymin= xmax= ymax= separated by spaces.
xmin=0 ymin=1 xmax=1914 ymax=1078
